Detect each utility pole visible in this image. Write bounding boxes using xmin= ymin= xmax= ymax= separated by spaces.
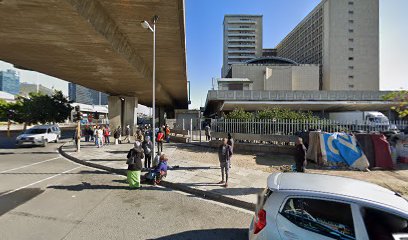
xmin=74 ymin=105 xmax=82 ymax=152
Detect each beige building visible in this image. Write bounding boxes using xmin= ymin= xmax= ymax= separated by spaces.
xmin=276 ymin=0 xmax=379 ymax=91
xmin=222 ymin=15 xmax=263 ymax=77
xmin=221 ymin=57 xmax=319 ymax=91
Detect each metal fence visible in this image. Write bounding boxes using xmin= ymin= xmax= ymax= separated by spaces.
xmin=211 ymin=119 xmax=408 ymax=135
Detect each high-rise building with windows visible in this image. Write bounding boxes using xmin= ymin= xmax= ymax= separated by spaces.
xmin=276 ymin=0 xmax=379 ymax=91
xmin=0 ymin=69 xmax=20 ymax=95
xmin=222 ymin=15 xmax=263 ymax=77
xmin=68 ymin=83 xmax=108 ymax=105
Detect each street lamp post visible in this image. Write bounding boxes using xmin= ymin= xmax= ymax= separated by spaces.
xmin=141 ymin=15 xmax=159 ymax=163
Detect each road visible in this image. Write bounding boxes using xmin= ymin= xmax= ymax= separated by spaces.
xmin=0 ymin=137 xmax=252 ymax=240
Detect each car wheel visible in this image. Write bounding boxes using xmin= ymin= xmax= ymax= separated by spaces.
xmin=54 ymin=137 xmax=59 ymax=143
xmin=42 ymin=139 xmax=48 ymax=147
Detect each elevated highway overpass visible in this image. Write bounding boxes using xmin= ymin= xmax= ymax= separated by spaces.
xmin=0 ymin=0 xmax=188 ymax=130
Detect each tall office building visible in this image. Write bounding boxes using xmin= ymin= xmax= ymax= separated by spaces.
xmin=222 ymin=15 xmax=263 ymax=77
xmin=0 ymin=69 xmax=20 ymax=95
xmin=276 ymin=0 xmax=379 ymax=91
xmin=68 ymin=83 xmax=108 ymax=105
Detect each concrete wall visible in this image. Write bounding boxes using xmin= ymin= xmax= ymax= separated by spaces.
xmin=292 ymin=65 xmax=320 ymax=90
xmin=265 ymin=67 xmax=292 ymax=90
xmin=231 ymin=64 xmax=319 ymax=91
xmin=324 ymin=0 xmax=379 ymax=91
xmin=231 ymin=65 xmax=265 ymax=90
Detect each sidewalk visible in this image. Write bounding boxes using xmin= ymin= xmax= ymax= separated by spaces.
xmin=60 ymin=141 xmax=272 ymax=210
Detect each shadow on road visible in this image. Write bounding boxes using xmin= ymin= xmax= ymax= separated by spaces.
xmin=0 ymin=188 xmax=44 ymax=216
xmin=0 ymin=170 xmax=110 ymax=176
xmin=47 ymin=181 xmax=173 ymax=192
xmin=149 ymin=228 xmax=248 ymax=240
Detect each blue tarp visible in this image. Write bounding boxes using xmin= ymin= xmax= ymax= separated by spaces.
xmin=320 ymin=133 xmax=369 ymax=170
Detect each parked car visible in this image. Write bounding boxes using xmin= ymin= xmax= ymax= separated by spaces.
xmin=249 ymin=173 xmax=408 ymax=240
xmin=16 ymin=125 xmax=61 ymax=147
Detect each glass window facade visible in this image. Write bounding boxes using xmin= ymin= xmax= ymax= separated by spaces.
xmin=0 ymin=69 xmax=20 ymax=95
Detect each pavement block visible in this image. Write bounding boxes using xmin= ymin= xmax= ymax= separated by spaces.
xmin=59 ymin=141 xmax=272 ymax=211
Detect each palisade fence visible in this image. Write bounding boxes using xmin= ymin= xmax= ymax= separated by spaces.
xmin=210 ymin=119 xmax=408 ymax=135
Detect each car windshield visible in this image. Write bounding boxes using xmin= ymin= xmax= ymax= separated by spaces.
xmin=25 ymin=128 xmax=47 ymax=134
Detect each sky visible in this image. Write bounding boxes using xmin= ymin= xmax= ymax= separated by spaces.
xmin=1 ymin=0 xmax=407 ymax=110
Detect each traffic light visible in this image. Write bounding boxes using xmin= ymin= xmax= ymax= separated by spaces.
xmin=73 ymin=106 xmax=82 ymax=122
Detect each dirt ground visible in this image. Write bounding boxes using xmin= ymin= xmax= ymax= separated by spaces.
xmin=173 ymin=144 xmax=408 ymax=197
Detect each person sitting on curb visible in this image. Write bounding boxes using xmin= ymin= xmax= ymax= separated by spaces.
xmin=154 ymin=154 xmax=168 ymax=185
xmin=218 ymin=138 xmax=232 ymax=188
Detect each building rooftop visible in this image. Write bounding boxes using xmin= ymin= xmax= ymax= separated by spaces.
xmin=245 ymin=56 xmax=298 ymax=65
xmin=224 ymin=14 xmax=263 ymax=17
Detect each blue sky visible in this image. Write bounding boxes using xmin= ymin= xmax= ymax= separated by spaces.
xmin=1 ymin=0 xmax=407 ymax=109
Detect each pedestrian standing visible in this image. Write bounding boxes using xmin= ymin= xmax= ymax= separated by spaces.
xmin=97 ymin=126 xmax=103 ymax=148
xmin=156 ymin=129 xmax=164 ymax=153
xmin=123 ymin=125 xmax=131 ymax=143
xmin=135 ymin=129 xmax=144 ymax=143
xmin=205 ymin=124 xmax=211 ymax=141
xmin=142 ymin=136 xmax=153 ymax=169
xmin=104 ymin=125 xmax=111 ymax=145
xmin=89 ymin=126 xmax=94 ymax=142
xmin=218 ymin=138 xmax=232 ymax=188
xmin=126 ymin=141 xmax=144 ymax=189
xmin=113 ymin=126 xmax=121 ymax=145
xmin=84 ymin=125 xmax=90 ymax=142
xmin=294 ymin=137 xmax=307 ymax=172
xmin=227 ymin=132 xmax=234 ymax=168
xmin=165 ymin=124 xmax=171 ymax=143
xmin=94 ymin=126 xmax=99 ymax=146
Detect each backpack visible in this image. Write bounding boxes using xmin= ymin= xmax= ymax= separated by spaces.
xmin=157 ymin=132 xmax=164 ymax=142
xmin=144 ymin=143 xmax=152 ymax=154
xmin=126 ymin=153 xmax=135 ymax=165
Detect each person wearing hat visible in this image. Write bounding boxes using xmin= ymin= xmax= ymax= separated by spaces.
xmin=154 ymin=154 xmax=168 ymax=185
xmin=126 ymin=141 xmax=144 ymax=189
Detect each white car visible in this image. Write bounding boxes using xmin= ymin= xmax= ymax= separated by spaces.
xmin=249 ymin=173 xmax=408 ymax=240
xmin=16 ymin=125 xmax=60 ymax=147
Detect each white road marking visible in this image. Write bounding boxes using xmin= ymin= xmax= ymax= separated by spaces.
xmin=0 ymin=166 xmax=82 ymax=197
xmin=0 ymin=156 xmax=62 ymax=173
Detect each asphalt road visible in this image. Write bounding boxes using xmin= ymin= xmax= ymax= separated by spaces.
xmin=0 ymin=138 xmax=253 ymax=240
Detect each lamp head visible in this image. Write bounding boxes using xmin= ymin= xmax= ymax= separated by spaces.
xmin=141 ymin=20 xmax=150 ymax=29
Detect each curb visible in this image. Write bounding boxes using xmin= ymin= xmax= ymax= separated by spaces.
xmin=58 ymin=143 xmax=256 ymax=211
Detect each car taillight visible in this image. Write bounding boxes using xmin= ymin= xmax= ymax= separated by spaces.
xmin=253 ymin=209 xmax=266 ymax=234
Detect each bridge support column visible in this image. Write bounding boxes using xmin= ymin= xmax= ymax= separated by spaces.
xmin=108 ymin=96 xmax=138 ymax=136
xmin=156 ymin=107 xmax=166 ymax=128
xmin=123 ymin=97 xmax=138 ymax=135
xmin=108 ymin=96 xmax=122 ymax=132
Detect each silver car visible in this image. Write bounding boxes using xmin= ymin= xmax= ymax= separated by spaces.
xmin=249 ymin=173 xmax=408 ymax=240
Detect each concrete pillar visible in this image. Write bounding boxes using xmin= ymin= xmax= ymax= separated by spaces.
xmin=108 ymin=96 xmax=138 ymax=135
xmin=123 ymin=96 xmax=138 ymax=135
xmin=108 ymin=96 xmax=122 ymax=131
xmin=156 ymin=107 xmax=166 ymax=128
